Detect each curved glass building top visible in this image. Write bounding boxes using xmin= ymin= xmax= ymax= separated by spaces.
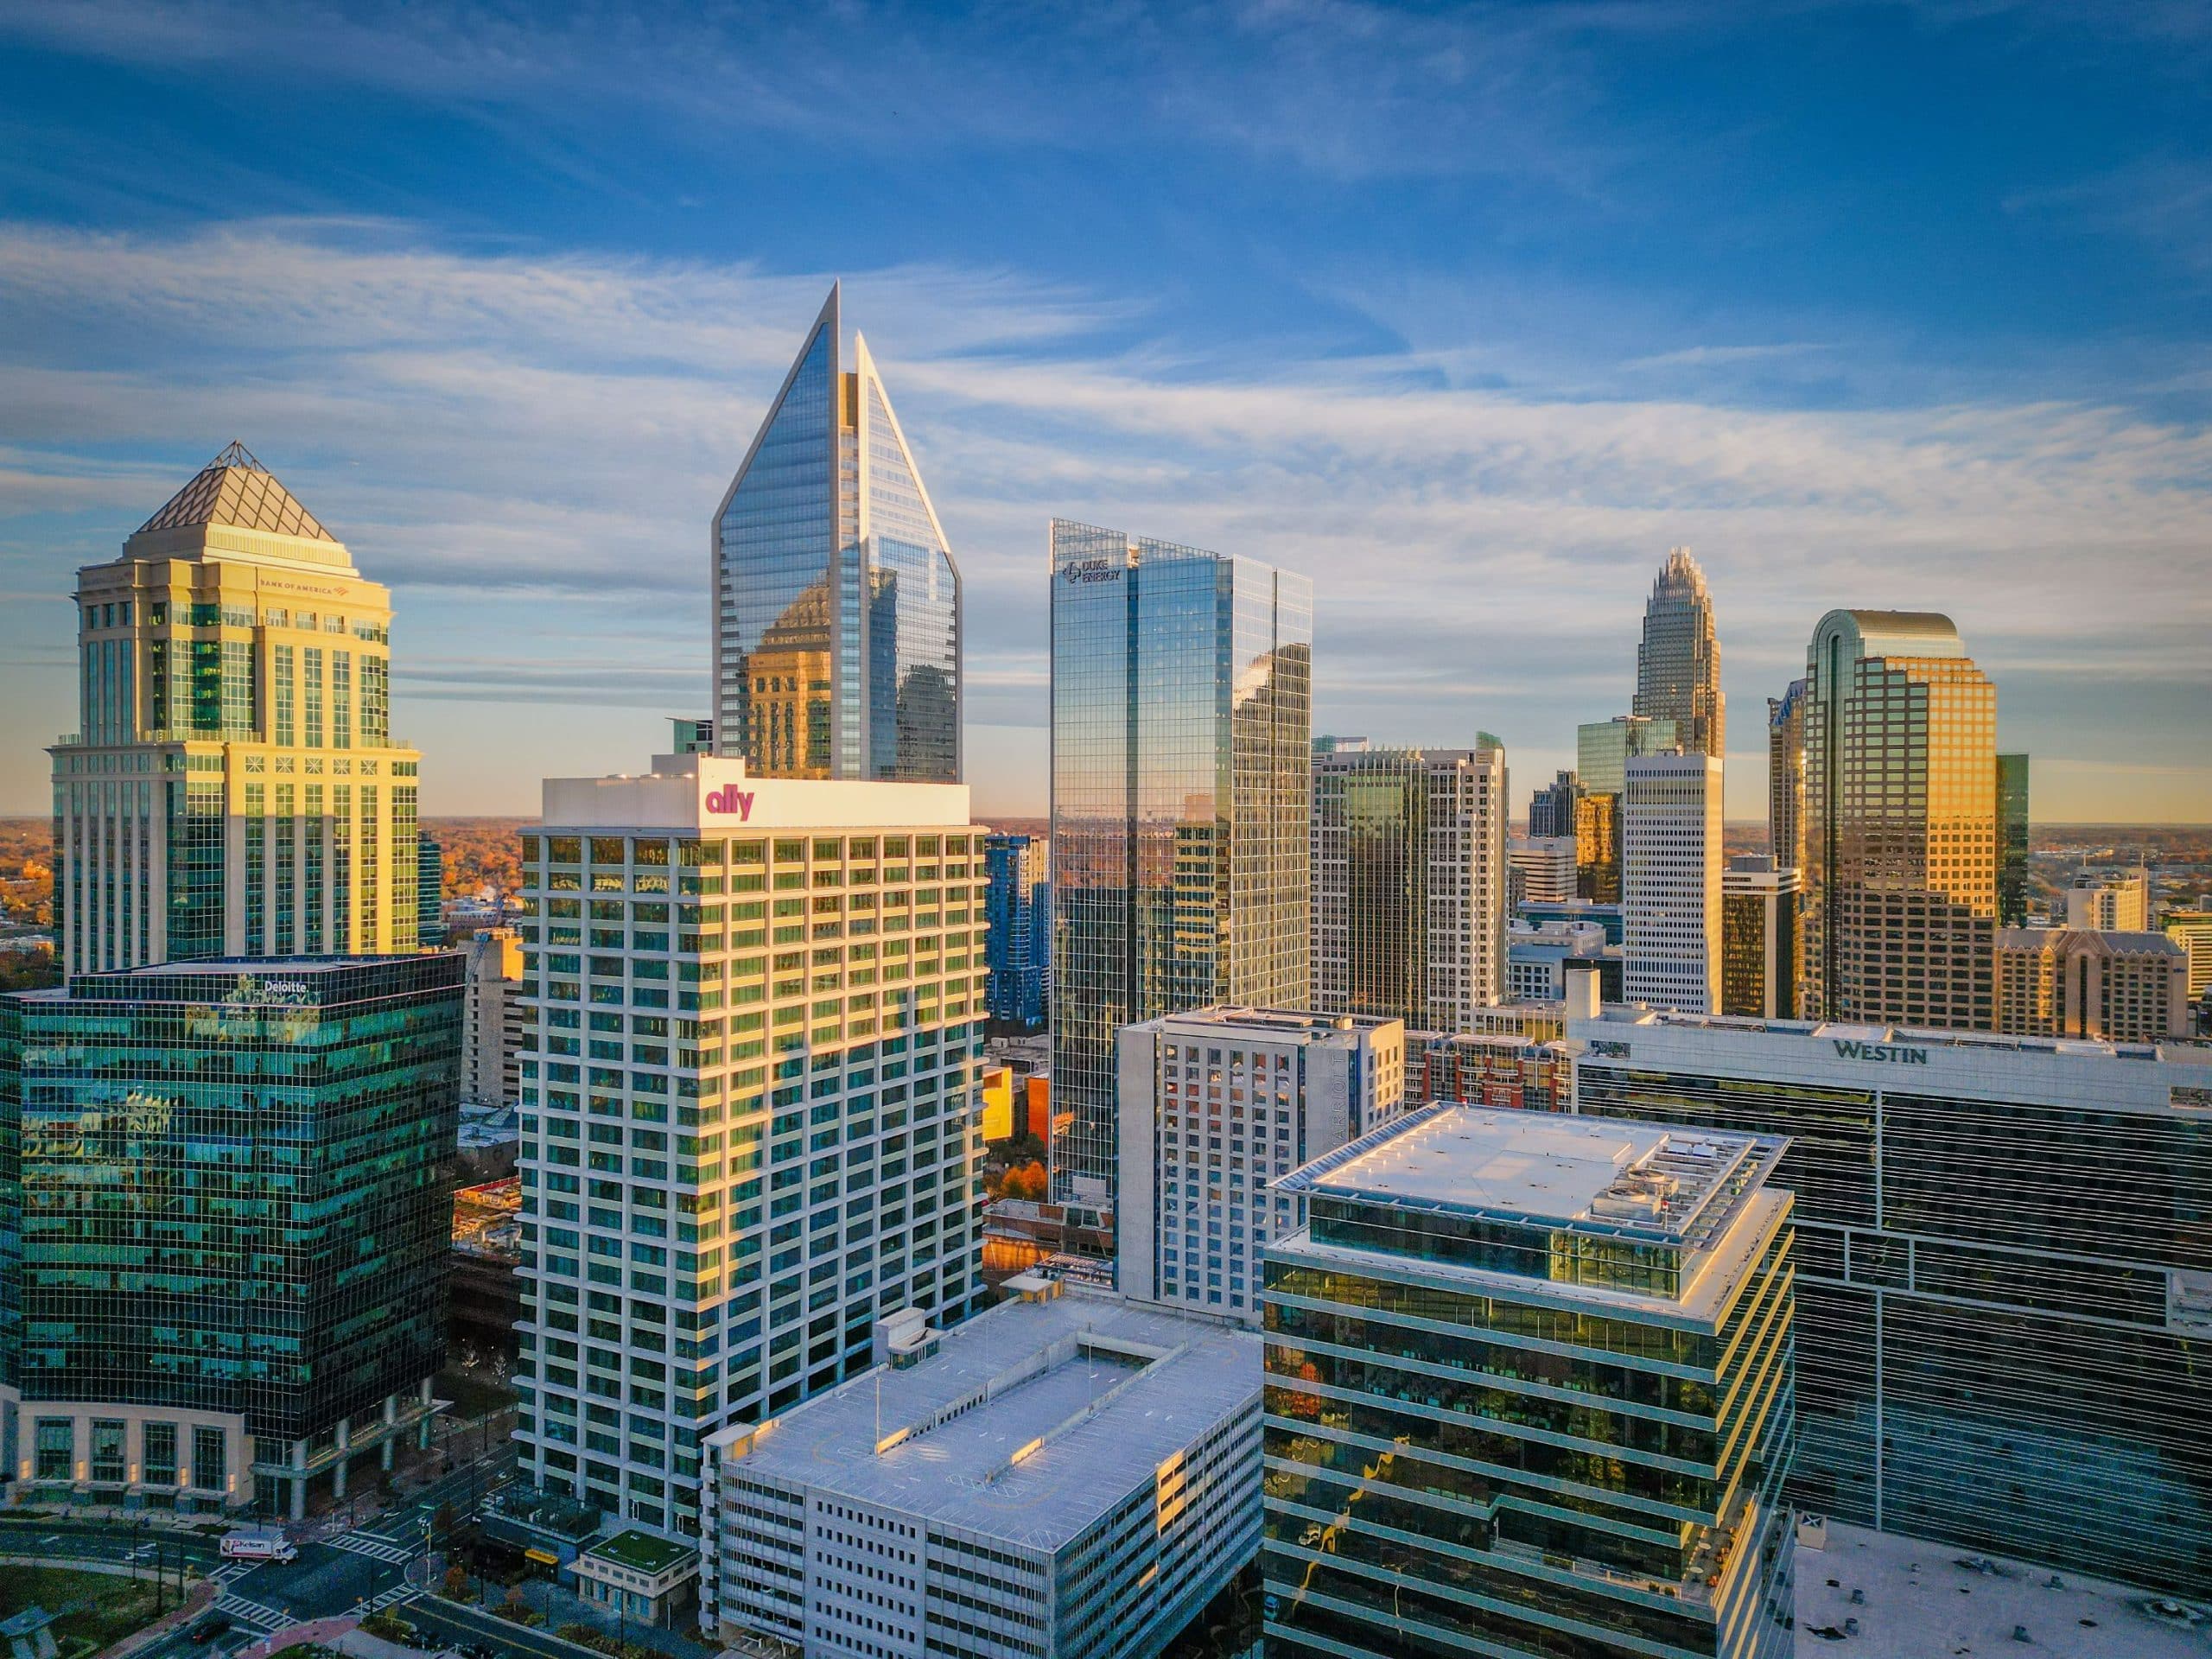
xmin=712 ymin=284 xmax=961 ymax=782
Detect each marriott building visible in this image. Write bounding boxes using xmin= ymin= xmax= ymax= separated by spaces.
xmin=1567 ymin=992 xmax=2212 ymax=1593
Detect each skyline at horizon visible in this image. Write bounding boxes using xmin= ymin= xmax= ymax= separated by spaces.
xmin=3 ymin=2 xmax=2208 ymax=823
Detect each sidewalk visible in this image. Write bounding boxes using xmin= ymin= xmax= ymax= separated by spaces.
xmin=240 ymin=1616 xmax=357 ymax=1659
xmin=493 ymin=1580 xmax=715 ymax=1659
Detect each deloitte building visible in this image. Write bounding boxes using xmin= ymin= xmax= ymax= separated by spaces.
xmin=1566 ymin=992 xmax=2212 ymax=1592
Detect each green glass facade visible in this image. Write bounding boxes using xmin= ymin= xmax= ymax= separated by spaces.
xmin=1262 ymin=1108 xmax=1796 ymax=1659
xmin=1 ymin=957 xmax=460 ymax=1449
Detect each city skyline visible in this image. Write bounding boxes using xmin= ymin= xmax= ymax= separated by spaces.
xmin=2 ymin=4 xmax=2208 ymax=825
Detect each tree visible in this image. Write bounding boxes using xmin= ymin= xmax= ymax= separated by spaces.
xmin=442 ymin=1564 xmax=471 ymax=1601
xmin=431 ymin=1500 xmax=457 ymax=1549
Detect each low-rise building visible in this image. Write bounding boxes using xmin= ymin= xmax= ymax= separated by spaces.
xmin=700 ymin=1281 xmax=1262 ymax=1658
xmin=1505 ymin=918 xmax=1622 ymax=1002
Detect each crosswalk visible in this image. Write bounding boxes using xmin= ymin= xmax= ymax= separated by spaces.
xmin=327 ymin=1531 xmax=415 ymax=1566
xmin=211 ymin=1592 xmax=292 ymax=1636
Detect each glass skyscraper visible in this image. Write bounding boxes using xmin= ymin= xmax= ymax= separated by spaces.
xmin=1997 ymin=752 xmax=2031 ymax=927
xmin=1311 ymin=742 xmax=1508 ymax=1028
xmin=1801 ymin=611 xmax=1998 ymax=1029
xmin=1048 ymin=521 xmax=1312 ymax=1203
xmin=1262 ymin=1104 xmax=1797 ymax=1659
xmin=1633 ymin=546 xmax=1725 ymax=760
xmin=1766 ymin=677 xmax=1806 ymax=872
xmin=50 ymin=442 xmax=423 ymax=979
xmin=1573 ymin=715 xmax=1678 ymax=905
xmin=1570 ymin=1005 xmax=2212 ymax=1595
xmin=1 ymin=955 xmax=460 ymax=1518
xmin=711 ymin=284 xmax=961 ymax=783
xmin=982 ymin=832 xmax=1050 ymax=1029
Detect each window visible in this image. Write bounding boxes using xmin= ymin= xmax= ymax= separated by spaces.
xmin=193 ymin=1426 xmax=227 ymax=1491
xmin=143 ymin=1421 xmax=179 ymax=1486
xmin=92 ymin=1420 xmax=127 ymax=1483
xmin=35 ymin=1419 xmax=73 ymax=1482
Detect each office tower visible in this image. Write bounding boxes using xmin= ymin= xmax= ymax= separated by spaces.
xmin=50 ymin=442 xmax=423 ymax=979
xmin=1633 ymin=546 xmax=1726 ymax=758
xmin=1768 ymin=678 xmax=1807 ymax=870
xmin=2067 ymin=868 xmax=2151 ymax=932
xmin=2166 ymin=909 xmax=2212 ymax=1000
xmin=1801 ymin=611 xmax=1998 ymax=1028
xmin=1995 ymin=927 xmax=2189 ymax=1041
xmin=1506 ymin=833 xmax=1576 ymax=910
xmin=1116 ymin=1007 xmax=1404 ymax=1323
xmin=1504 ymin=918 xmax=1622 ymax=1001
xmin=1574 ymin=715 xmax=1679 ymax=904
xmin=1527 ymin=768 xmax=1581 ymax=839
xmin=1570 ymin=1003 xmax=2212 ymax=1593
xmin=2 ymin=956 xmax=460 ymax=1517
xmin=512 ymin=754 xmax=986 ymax=1538
xmin=1311 ymin=742 xmax=1508 ymax=1028
xmin=1997 ymin=753 xmax=2030 ymax=926
xmin=1406 ymin=1029 xmax=1571 ymax=1111
xmin=1049 ymin=520 xmax=1312 ymax=1203
xmin=982 ymin=832 xmax=1050 ymax=1029
xmin=463 ymin=925 xmax=525 ymax=1106
xmin=1722 ymin=855 xmax=1802 ymax=1018
xmin=418 ymin=834 xmax=447 ymax=947
xmin=1622 ymin=752 xmax=1723 ymax=1014
xmin=699 ymin=1281 xmax=1261 ymax=1656
xmin=1262 ymin=1104 xmax=1797 ymax=1659
xmin=712 ymin=283 xmax=961 ymax=784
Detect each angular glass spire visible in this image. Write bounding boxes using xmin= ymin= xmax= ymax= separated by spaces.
xmin=712 ymin=285 xmax=961 ymax=781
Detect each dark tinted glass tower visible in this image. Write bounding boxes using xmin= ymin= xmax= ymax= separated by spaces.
xmin=712 ymin=284 xmax=961 ymax=782
xmin=1048 ymin=521 xmax=1312 ymax=1203
xmin=1998 ymin=752 xmax=2031 ymax=927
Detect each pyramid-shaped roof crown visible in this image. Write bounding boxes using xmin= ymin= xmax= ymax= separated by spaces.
xmin=137 ymin=442 xmax=335 ymax=542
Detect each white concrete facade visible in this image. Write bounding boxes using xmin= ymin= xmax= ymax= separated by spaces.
xmin=514 ymin=754 xmax=988 ymax=1539
xmin=1116 ymin=1007 xmax=1403 ymax=1325
xmin=1623 ymin=752 xmax=1723 ymax=1014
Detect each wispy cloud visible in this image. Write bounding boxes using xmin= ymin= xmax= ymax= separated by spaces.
xmin=0 ymin=215 xmax=2205 ymax=817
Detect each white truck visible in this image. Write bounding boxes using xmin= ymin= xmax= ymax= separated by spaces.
xmin=218 ymin=1529 xmax=297 ymax=1564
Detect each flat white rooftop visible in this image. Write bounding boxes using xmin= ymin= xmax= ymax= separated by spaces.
xmin=1796 ymin=1520 xmax=2206 ymax=1658
xmin=1277 ymin=1103 xmax=1782 ymax=1249
xmin=542 ymin=753 xmax=971 ymax=833
xmin=710 ymin=1288 xmax=1258 ymax=1551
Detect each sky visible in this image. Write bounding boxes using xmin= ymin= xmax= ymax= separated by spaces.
xmin=1 ymin=0 xmax=2208 ymax=823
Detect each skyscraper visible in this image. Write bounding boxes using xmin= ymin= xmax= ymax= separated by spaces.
xmin=1621 ymin=752 xmax=1723 ymax=1013
xmin=51 ymin=443 xmax=423 ymax=978
xmin=1632 ymin=546 xmax=1724 ymax=758
xmin=1801 ymin=611 xmax=1998 ymax=1029
xmin=1526 ymin=768 xmax=1581 ymax=839
xmin=512 ymin=754 xmax=987 ymax=1537
xmin=3 ymin=956 xmax=460 ymax=1518
xmin=2067 ymin=868 xmax=2151 ymax=931
xmin=1116 ymin=1006 xmax=1403 ymax=1323
xmin=1048 ymin=521 xmax=1312 ymax=1203
xmin=1995 ymin=926 xmax=2189 ymax=1041
xmin=1721 ymin=855 xmax=1802 ymax=1018
xmin=417 ymin=833 xmax=447 ymax=947
xmin=1573 ymin=715 xmax=1679 ymax=903
xmin=1997 ymin=752 xmax=2030 ymax=926
xmin=1310 ymin=742 xmax=1508 ymax=1027
xmin=982 ymin=831 xmax=1050 ymax=1028
xmin=1768 ymin=677 xmax=1807 ymax=870
xmin=711 ymin=284 xmax=961 ymax=783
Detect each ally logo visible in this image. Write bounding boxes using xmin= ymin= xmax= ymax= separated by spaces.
xmin=705 ymin=786 xmax=756 ymax=819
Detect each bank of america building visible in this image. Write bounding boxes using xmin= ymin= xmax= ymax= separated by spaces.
xmin=1567 ymin=1004 xmax=2212 ymax=1592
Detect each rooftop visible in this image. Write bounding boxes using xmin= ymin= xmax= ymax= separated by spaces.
xmin=584 ymin=1529 xmax=696 ymax=1576
xmin=711 ymin=1287 xmax=1258 ymax=1551
xmin=132 ymin=442 xmax=337 ymax=543
xmin=1577 ymin=1006 xmax=2212 ymax=1069
xmin=1275 ymin=1103 xmax=1782 ymax=1250
xmin=541 ymin=752 xmax=972 ymax=834
xmin=1795 ymin=1519 xmax=2207 ymax=1658
xmin=1139 ymin=1006 xmax=1402 ymax=1040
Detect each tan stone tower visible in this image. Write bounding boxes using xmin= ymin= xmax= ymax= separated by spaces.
xmin=52 ymin=442 xmax=422 ymax=976
xmin=1633 ymin=546 xmax=1725 ymax=758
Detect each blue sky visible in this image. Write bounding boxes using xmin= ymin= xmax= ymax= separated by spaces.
xmin=2 ymin=0 xmax=2208 ymax=821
